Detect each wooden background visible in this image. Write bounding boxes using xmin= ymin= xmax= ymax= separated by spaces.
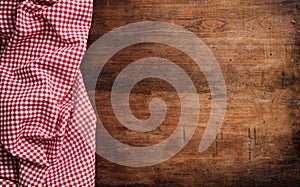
xmin=84 ymin=0 xmax=300 ymax=186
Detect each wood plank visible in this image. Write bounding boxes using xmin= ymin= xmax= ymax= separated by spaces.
xmin=83 ymin=0 xmax=300 ymax=186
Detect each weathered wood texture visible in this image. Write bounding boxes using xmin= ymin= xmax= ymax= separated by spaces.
xmin=85 ymin=0 xmax=300 ymax=186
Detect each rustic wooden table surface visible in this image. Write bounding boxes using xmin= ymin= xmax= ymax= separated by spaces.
xmin=85 ymin=0 xmax=300 ymax=186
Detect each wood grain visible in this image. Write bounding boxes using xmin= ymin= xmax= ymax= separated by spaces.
xmin=84 ymin=0 xmax=300 ymax=186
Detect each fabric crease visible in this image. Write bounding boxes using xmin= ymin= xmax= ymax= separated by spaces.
xmin=0 ymin=0 xmax=96 ymax=186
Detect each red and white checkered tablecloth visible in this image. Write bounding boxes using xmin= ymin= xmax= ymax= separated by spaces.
xmin=0 ymin=0 xmax=96 ymax=186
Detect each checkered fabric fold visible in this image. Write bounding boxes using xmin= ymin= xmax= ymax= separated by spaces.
xmin=0 ymin=0 xmax=96 ymax=186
